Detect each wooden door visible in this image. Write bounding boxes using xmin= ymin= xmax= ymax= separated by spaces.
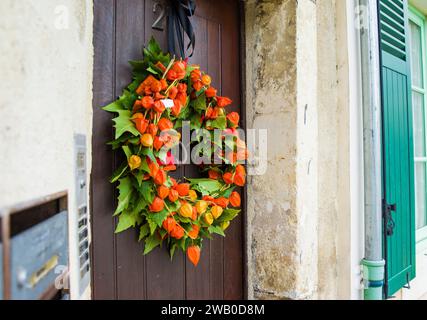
xmin=91 ymin=0 xmax=244 ymax=299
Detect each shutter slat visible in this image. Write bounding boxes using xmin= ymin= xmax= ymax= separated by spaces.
xmin=380 ymin=20 xmax=405 ymax=42
xmin=381 ymin=29 xmax=406 ymax=49
xmin=385 ymin=0 xmax=404 ymax=15
xmin=379 ymin=0 xmax=407 ymax=61
xmin=379 ymin=10 xmax=405 ymax=35
xmin=381 ymin=41 xmax=406 ymax=60
xmin=388 ymin=0 xmax=404 ymax=10
xmin=380 ymin=2 xmax=404 ymax=25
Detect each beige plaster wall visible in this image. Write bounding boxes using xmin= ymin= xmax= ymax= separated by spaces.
xmin=295 ymin=0 xmax=319 ymax=299
xmin=0 ymin=0 xmax=94 ymax=299
xmin=316 ymin=0 xmax=339 ymax=300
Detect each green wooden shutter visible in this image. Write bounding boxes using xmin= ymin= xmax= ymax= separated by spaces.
xmin=379 ymin=0 xmax=416 ymax=297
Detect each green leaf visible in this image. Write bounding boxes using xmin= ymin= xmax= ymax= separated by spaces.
xmin=143 ymin=37 xmax=171 ymax=66
xmin=148 ymin=209 xmax=169 ymax=227
xmin=191 ymin=184 xmax=206 ymax=196
xmin=129 ymin=137 xmax=141 ymax=145
xmin=164 ymin=177 xmax=174 ymax=188
xmin=122 ymin=145 xmax=132 ymax=160
xmin=177 ymin=237 xmax=187 ymax=251
xmin=221 ymin=186 xmax=236 ymax=198
xmin=115 ymin=209 xmax=140 ymax=233
xmin=217 ymin=208 xmax=240 ymax=223
xmin=177 ymin=103 xmax=191 ymax=120
xmin=133 ymin=170 xmax=146 ymax=187
xmin=107 ymin=134 xmax=133 ymax=150
xmin=187 ymin=178 xmax=223 ymax=193
xmin=137 ymin=180 xmax=155 ymax=204
xmin=129 ymin=60 xmax=149 ymax=74
xmin=146 ymin=216 xmax=158 ymax=235
xmin=192 ymin=92 xmax=207 ymax=111
xmin=141 ymin=147 xmax=156 ymax=162
xmin=143 ymin=48 xmax=156 ymax=64
xmin=169 ymin=243 xmax=177 ymax=260
xmin=166 ymin=199 xmax=181 ymax=212
xmin=175 ymin=215 xmax=192 ymax=224
xmin=156 ymin=149 xmax=168 ymax=163
xmin=190 ymin=113 xmax=203 ymax=130
xmin=185 ymin=64 xmax=199 ymax=77
xmin=143 ymin=234 xmax=161 ymax=255
xmin=110 ymin=161 xmax=128 ymax=183
xmin=224 ymin=138 xmax=236 ymax=152
xmin=147 ymin=66 xmax=159 ymax=75
xmin=199 ymin=227 xmax=213 ymax=239
xmin=131 ymin=198 xmax=148 ymax=215
xmin=187 ymin=178 xmax=218 ymax=184
xmin=139 ymin=223 xmax=150 ymax=241
xmin=113 ymin=177 xmax=133 ymax=216
xmin=133 ymin=72 xmax=150 ymax=83
xmin=146 ymin=36 xmax=162 ymax=55
xmin=113 ymin=110 xmax=140 ymax=139
xmin=208 ymin=225 xmax=226 ymax=237
xmin=159 ymin=228 xmax=167 ymax=238
xmin=103 ymin=100 xmax=123 ymax=112
xmin=211 ymin=116 xmax=227 ymax=130
xmin=127 ymin=79 xmax=141 ymax=92
xmin=195 ymin=88 xmax=206 ymax=97
xmin=174 ymin=119 xmax=183 ymax=129
xmin=140 ymin=157 xmax=150 ymax=173
xmin=118 ymin=90 xmax=137 ymax=110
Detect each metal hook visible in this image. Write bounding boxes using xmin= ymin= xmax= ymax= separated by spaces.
xmin=152 ymin=0 xmax=167 ymax=31
xmin=403 ymin=273 xmax=411 ymax=290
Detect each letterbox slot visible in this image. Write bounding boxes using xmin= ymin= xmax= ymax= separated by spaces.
xmin=78 ymin=218 xmax=87 ymax=230
xmin=10 ymin=197 xmax=66 ymax=237
xmin=79 ymin=251 xmax=89 ymax=267
xmin=79 ymin=240 xmax=88 ymax=255
xmin=78 ymin=205 xmax=87 ymax=217
xmin=80 ymin=262 xmax=89 ymax=279
xmin=0 ymin=191 xmax=68 ymax=300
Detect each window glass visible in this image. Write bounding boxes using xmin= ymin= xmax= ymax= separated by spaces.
xmin=413 ymin=91 xmax=426 ymax=157
xmin=416 ymin=162 xmax=427 ymax=229
xmin=410 ymin=21 xmax=423 ymax=88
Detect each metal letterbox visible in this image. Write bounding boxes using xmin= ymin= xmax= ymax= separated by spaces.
xmin=10 ymin=211 xmax=68 ymax=299
xmin=1 ymin=192 xmax=69 ymax=300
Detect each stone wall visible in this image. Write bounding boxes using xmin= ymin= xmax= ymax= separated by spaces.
xmin=0 ymin=0 xmax=94 ymax=299
xmin=245 ymin=0 xmax=353 ymax=299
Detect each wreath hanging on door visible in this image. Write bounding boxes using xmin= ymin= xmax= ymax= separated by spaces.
xmin=102 ymin=38 xmax=247 ymax=266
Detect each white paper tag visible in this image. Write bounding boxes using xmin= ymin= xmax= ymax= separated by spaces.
xmin=161 ymin=99 xmax=174 ymax=109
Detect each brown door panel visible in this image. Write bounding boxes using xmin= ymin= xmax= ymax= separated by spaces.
xmin=91 ymin=0 xmax=243 ymax=300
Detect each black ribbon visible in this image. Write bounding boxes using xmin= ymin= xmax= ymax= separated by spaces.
xmin=166 ymin=0 xmax=196 ymax=58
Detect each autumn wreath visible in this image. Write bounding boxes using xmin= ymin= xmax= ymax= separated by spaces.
xmin=103 ymin=38 xmax=247 ymax=266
